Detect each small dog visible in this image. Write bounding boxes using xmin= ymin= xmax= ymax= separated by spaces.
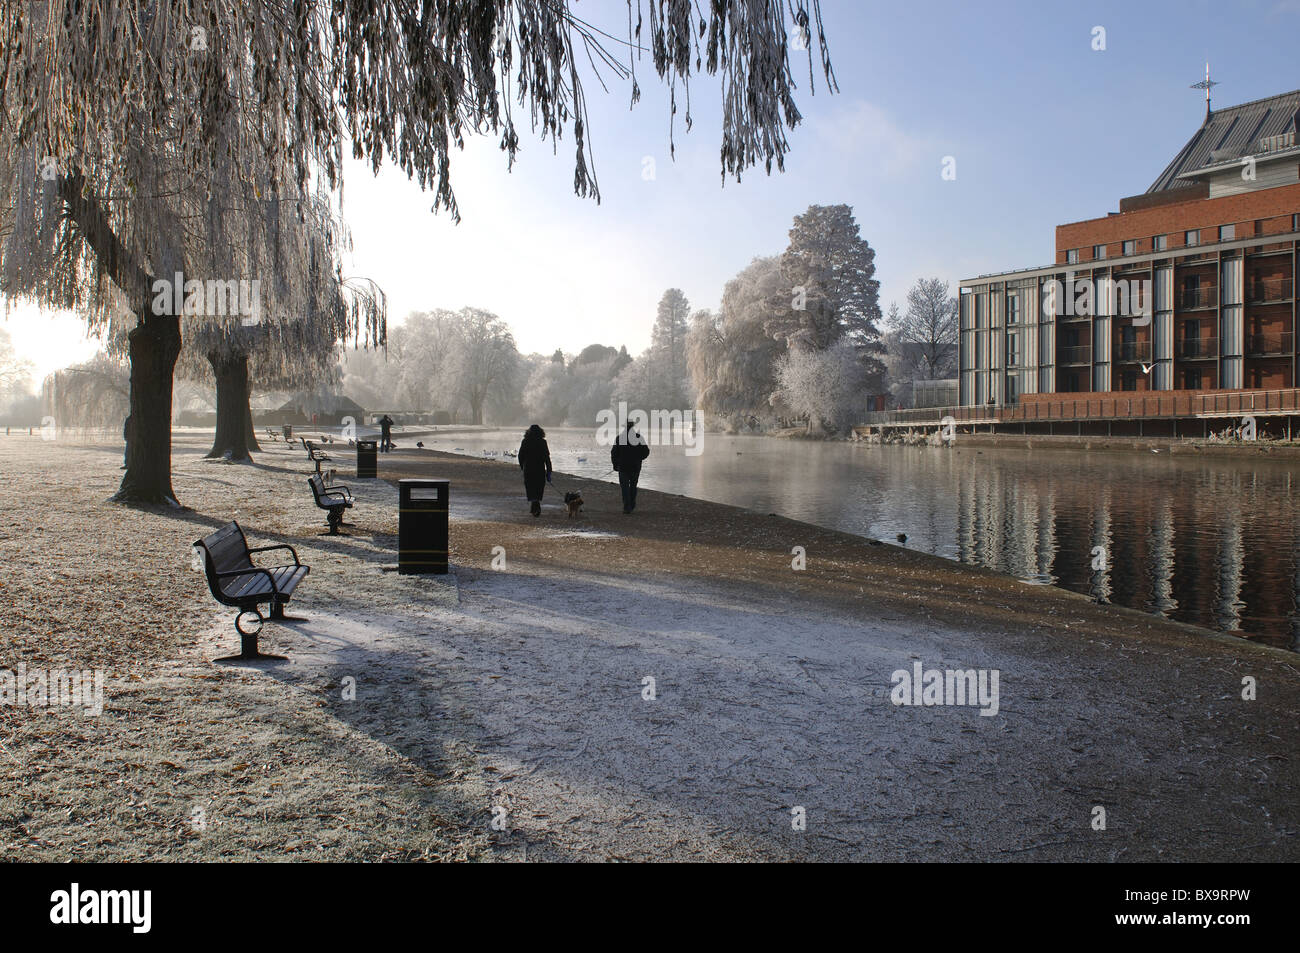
xmin=563 ymin=491 xmax=584 ymax=518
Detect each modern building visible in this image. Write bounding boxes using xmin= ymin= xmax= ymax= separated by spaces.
xmin=958 ymin=89 xmax=1300 ymax=416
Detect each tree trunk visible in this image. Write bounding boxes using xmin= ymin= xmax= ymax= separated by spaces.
xmin=54 ymin=173 xmax=177 ymax=505
xmin=114 ymin=312 xmax=182 ymax=505
xmin=206 ymin=351 xmax=255 ymax=461
xmin=245 ymin=400 xmax=261 ymax=452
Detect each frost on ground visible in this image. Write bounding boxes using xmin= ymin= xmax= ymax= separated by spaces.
xmin=2 ymin=432 xmax=1298 ymax=861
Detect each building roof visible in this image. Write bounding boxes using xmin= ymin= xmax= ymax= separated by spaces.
xmin=1147 ymin=89 xmax=1300 ymax=192
xmin=277 ymin=392 xmax=366 ymax=415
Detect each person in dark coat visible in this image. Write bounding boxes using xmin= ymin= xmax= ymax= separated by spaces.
xmin=121 ymin=413 xmax=133 ymax=469
xmin=379 ymin=414 xmax=394 ymax=452
xmin=611 ymin=420 xmax=650 ymax=514
xmin=518 ymin=424 xmax=552 ymax=517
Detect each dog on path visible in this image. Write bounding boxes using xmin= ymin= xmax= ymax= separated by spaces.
xmin=563 ymin=491 xmax=584 ymax=518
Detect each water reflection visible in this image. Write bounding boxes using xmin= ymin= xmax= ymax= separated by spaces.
xmin=430 ymin=429 xmax=1299 ymax=652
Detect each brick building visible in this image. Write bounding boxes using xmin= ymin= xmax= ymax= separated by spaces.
xmin=959 ymin=90 xmax=1300 ymax=412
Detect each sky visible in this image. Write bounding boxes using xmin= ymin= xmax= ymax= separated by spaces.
xmin=7 ymin=0 xmax=1300 ymax=385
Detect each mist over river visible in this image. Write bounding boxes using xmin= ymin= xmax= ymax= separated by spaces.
xmin=415 ymin=427 xmax=1300 ymax=653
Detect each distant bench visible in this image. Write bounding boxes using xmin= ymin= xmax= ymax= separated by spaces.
xmin=308 ymin=472 xmax=354 ymax=535
xmin=300 ymin=436 xmax=330 ymax=474
xmin=194 ymin=521 xmax=309 ymax=661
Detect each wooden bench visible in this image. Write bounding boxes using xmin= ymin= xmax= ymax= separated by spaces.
xmin=300 ymin=436 xmax=331 ymax=474
xmin=194 ymin=521 xmax=310 ymax=661
xmin=308 ymin=472 xmax=353 ymax=534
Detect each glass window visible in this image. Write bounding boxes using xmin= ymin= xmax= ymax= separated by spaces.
xmin=1066 ymin=249 xmax=1080 ymax=264
xmin=1123 ymin=240 xmax=1137 ymax=255
xmin=1153 ymin=234 xmax=1167 ymax=251
xmin=1293 ymin=214 xmax=1299 ymax=231
xmin=1220 ymin=224 xmax=1235 ymax=241
xmin=1185 ymin=229 xmax=1200 ymax=247
xmin=1006 ymin=331 xmax=1020 ymax=366
xmin=1007 ymin=294 xmax=1020 ymax=325
xmin=1093 ymin=244 xmax=1107 ymax=260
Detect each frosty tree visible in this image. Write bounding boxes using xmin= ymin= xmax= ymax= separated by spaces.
xmin=0 ymin=0 xmax=836 ymax=504
xmin=768 ymin=204 xmax=884 ymax=375
xmin=650 ymin=288 xmax=692 ymax=408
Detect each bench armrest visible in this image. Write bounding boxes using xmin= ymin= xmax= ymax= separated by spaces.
xmin=328 ymin=482 xmax=353 ymax=498
xmin=247 ymin=543 xmax=301 ymax=567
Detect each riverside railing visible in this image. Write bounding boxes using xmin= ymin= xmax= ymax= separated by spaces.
xmin=858 ymin=388 xmax=1300 ymax=428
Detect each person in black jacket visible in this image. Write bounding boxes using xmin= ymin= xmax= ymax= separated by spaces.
xmin=378 ymin=414 xmax=395 ymax=452
xmin=611 ymin=420 xmax=650 ymax=513
xmin=518 ymin=424 xmax=552 ymax=517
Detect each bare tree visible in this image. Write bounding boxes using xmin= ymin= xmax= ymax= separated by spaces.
xmin=0 ymin=327 xmax=33 ymax=402
xmin=899 ymin=278 xmax=959 ymax=380
xmin=450 ymin=309 xmax=519 ymax=426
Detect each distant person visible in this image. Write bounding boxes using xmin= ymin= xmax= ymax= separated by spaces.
xmin=121 ymin=413 xmax=133 ymax=469
xmin=518 ymin=424 xmax=552 ymax=517
xmin=611 ymin=420 xmax=650 ymax=514
xmin=379 ymin=414 xmax=394 ymax=452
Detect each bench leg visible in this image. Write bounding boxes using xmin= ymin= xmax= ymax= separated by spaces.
xmin=324 ymin=508 xmax=347 ymax=536
xmin=215 ymin=610 xmax=286 ymax=662
xmin=268 ymin=600 xmax=307 ymax=624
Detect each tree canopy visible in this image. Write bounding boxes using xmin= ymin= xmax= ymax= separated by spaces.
xmin=0 ymin=0 xmax=836 ymax=502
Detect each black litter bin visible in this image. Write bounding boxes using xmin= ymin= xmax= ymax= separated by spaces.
xmin=282 ymin=424 xmax=293 ymax=441
xmin=399 ymin=479 xmax=449 ymax=574
xmin=356 ymin=439 xmax=378 ymax=479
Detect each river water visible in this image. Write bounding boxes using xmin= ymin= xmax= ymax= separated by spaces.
xmin=418 ymin=427 xmax=1300 ymax=653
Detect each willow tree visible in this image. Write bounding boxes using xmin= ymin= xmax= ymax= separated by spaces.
xmin=194 ymin=274 xmax=384 ymax=461
xmin=176 ymin=189 xmax=386 ymax=462
xmin=0 ymin=0 xmax=835 ymax=503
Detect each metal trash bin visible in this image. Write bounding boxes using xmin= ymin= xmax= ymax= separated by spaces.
xmin=399 ymin=479 xmax=449 ymax=574
xmin=282 ymin=424 xmax=293 ymax=441
xmin=356 ymin=439 xmax=378 ymax=479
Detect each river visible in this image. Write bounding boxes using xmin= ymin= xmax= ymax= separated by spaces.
xmin=413 ymin=426 xmax=1300 ymax=653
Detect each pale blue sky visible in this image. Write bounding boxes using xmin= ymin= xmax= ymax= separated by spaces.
xmin=11 ymin=0 xmax=1300 ymax=379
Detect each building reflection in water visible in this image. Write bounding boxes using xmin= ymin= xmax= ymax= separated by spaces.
xmin=949 ymin=449 xmax=1298 ymax=652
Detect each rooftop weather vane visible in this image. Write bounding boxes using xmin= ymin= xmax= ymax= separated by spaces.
xmin=1191 ymin=62 xmax=1218 ymax=118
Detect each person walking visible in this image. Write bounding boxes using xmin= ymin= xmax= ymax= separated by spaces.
xmin=518 ymin=424 xmax=552 ymax=517
xmin=379 ymin=414 xmax=394 ymax=452
xmin=121 ymin=413 xmax=133 ymax=469
xmin=611 ymin=419 xmax=650 ymax=514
